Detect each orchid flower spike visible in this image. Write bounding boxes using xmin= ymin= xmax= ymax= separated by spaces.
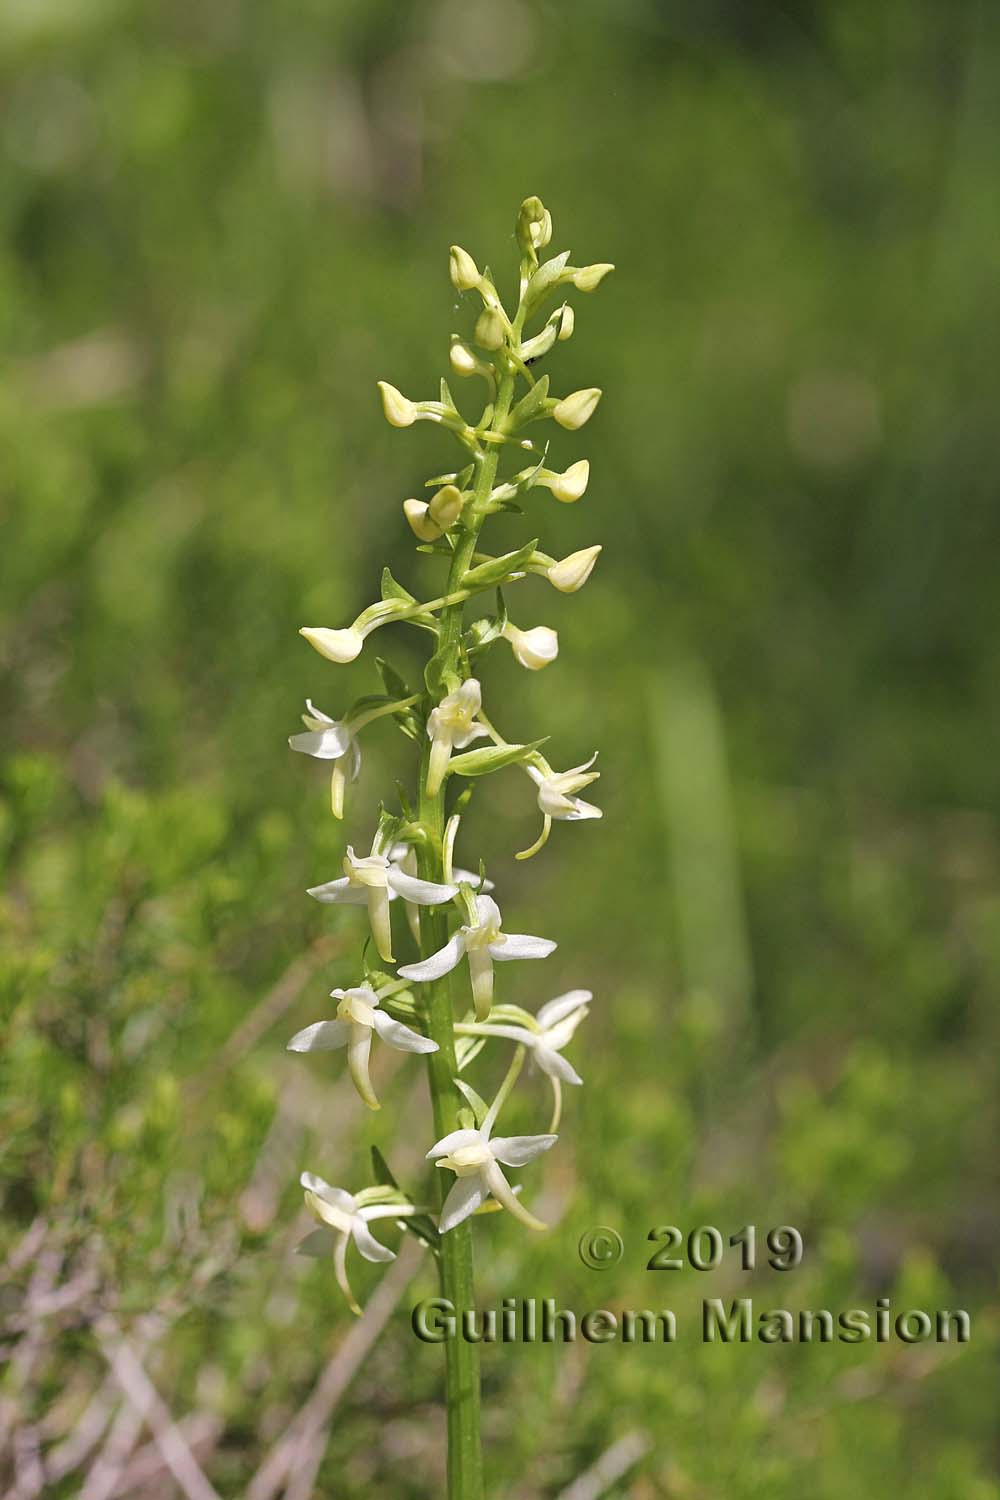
xmin=426 ymin=677 xmax=489 ymax=796
xmin=457 ymin=991 xmax=591 ymax=1130
xmin=307 ymin=838 xmax=457 ymax=964
xmin=287 ymin=983 xmax=437 ymax=1110
xmin=518 ymin=754 xmax=602 ymax=860
xmin=399 ymin=893 xmax=555 ymax=1021
xmin=288 ymin=700 xmax=361 ymax=818
xmin=427 ymin=1117 xmax=556 ymax=1233
xmin=298 ymin=1172 xmax=417 ymax=1315
xmin=502 ymin=623 xmax=559 ymax=671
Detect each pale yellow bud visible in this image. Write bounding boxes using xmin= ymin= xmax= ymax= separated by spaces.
xmin=557 ymin=304 xmax=575 ymax=340
xmin=299 ymin=626 xmax=365 ymax=664
xmin=502 ymin=622 xmax=559 ymax=671
xmin=403 ymin=499 xmax=442 ymax=542
xmin=547 ymin=545 xmax=602 ymax=593
xmin=428 ymin=483 xmax=464 ymax=530
xmin=449 ymin=245 xmax=481 ymax=292
xmin=378 ymin=380 xmax=416 ymax=428
xmin=553 ymin=388 xmax=602 ymax=431
xmin=449 ymin=340 xmax=480 ymax=377
xmin=572 ymin=262 xmax=614 ymax=292
xmin=548 ymin=459 xmax=590 ymax=503
xmin=474 ymin=308 xmax=506 ymax=351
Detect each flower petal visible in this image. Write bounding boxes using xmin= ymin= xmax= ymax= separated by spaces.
xmin=533 ymin=1047 xmax=582 ymax=1085
xmin=333 ymin=1232 xmax=362 ymax=1316
xmin=490 ymin=934 xmax=557 ymax=962
xmin=398 ymin=931 xmax=466 ymax=983
xmin=536 ymin=990 xmax=593 ymax=1028
xmin=563 ymin=798 xmax=602 ymax=821
xmin=351 ymin=1219 xmax=396 ymax=1264
xmin=371 ymin=1009 xmax=438 ymax=1054
xmin=287 ymin=1020 xmax=351 ymax=1053
xmin=482 ymin=1160 xmax=547 ymax=1230
xmin=452 ymin=867 xmax=495 ymax=892
xmin=300 ymin=1173 xmax=356 ymax=1212
xmin=489 ymin=1134 xmax=558 ymax=1167
xmin=306 ymin=877 xmax=368 ymax=905
xmin=387 ymin=868 xmax=459 ymax=906
xmin=426 ymin=1128 xmax=482 ymax=1160
xmin=289 ymin=725 xmax=353 ymax=760
xmin=304 ymin=699 xmax=334 ymax=726
xmin=451 ymin=724 xmax=490 ymax=750
xmin=347 ymin=1026 xmax=380 ymax=1111
xmin=439 ymin=1174 xmax=488 ymax=1233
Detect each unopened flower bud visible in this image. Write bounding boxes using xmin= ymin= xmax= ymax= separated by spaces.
xmin=548 ymin=545 xmax=602 ymax=593
xmin=557 ymin=304 xmax=575 ymax=340
xmin=449 ymin=245 xmax=481 ymax=292
xmin=517 ymin=196 xmax=552 ymax=255
xmin=300 ymin=626 xmax=365 ymax=664
xmin=572 ymin=262 xmax=614 ymax=292
xmin=547 ymin=459 xmax=590 ymax=503
xmin=428 ymin=483 xmax=464 ymax=530
xmin=378 ymin=381 xmax=416 ymax=428
xmin=502 ymin=622 xmax=559 ymax=671
xmin=449 ymin=339 xmax=481 ymax=378
xmin=553 ymin=388 xmax=602 ymax=431
xmin=403 ymin=499 xmax=442 ymax=543
xmin=474 ymin=308 xmax=506 ymax=351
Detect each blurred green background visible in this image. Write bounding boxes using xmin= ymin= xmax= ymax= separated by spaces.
xmin=2 ymin=0 xmax=999 ymax=1495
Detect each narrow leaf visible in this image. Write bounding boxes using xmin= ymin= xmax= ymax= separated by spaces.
xmin=461 ymin=539 xmax=538 ymax=591
xmin=507 ymin=374 xmax=550 ymax=429
xmin=381 ymin=566 xmax=416 ymax=605
xmin=371 ymin=1146 xmax=400 ymax=1190
xmin=455 ymin=1078 xmax=489 ymax=1127
xmin=376 ymin=657 xmax=410 ymax=699
xmin=447 ymin=739 xmax=547 ymax=778
xmin=400 ymin=1214 xmax=441 ymax=1252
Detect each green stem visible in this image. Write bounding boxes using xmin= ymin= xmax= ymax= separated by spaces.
xmin=415 ymin=348 xmax=519 ymax=1500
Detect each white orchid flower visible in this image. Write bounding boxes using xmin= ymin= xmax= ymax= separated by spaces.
xmin=456 ymin=990 xmax=592 ymax=1130
xmin=427 ymin=1111 xmax=556 ymax=1232
xmin=288 ymin=700 xmax=361 ymax=818
xmin=426 ymin=677 xmax=489 ymax=796
xmin=288 ymin=694 xmax=418 ymax=819
xmin=517 ymin=754 xmax=601 ymax=860
xmin=398 ymin=893 xmax=555 ymax=1021
xmin=502 ymin=622 xmax=559 ymax=671
xmin=298 ymin=1172 xmax=417 ymax=1315
xmin=287 ymin=983 xmax=437 ymax=1110
xmin=307 ymin=842 xmax=457 ymax=964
